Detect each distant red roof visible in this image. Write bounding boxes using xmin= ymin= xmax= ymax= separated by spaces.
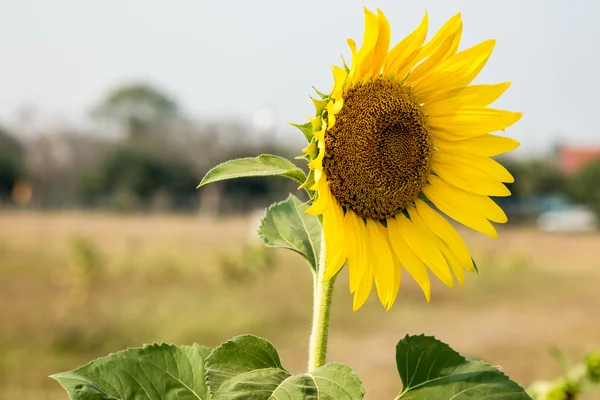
xmin=557 ymin=146 xmax=600 ymax=175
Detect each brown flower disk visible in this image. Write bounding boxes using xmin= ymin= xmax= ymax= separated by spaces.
xmin=323 ymin=79 xmax=432 ymax=220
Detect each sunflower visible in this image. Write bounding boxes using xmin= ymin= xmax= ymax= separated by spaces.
xmin=299 ymin=8 xmax=522 ymax=311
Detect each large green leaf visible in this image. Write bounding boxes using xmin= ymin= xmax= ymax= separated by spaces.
xmin=51 ymin=343 xmax=211 ymax=400
xmin=198 ymin=154 xmax=306 ymax=187
xmin=271 ymin=363 xmax=365 ymax=400
xmin=258 ymin=194 xmax=321 ymax=270
xmin=205 ymin=334 xmax=286 ymax=392
xmin=206 ymin=335 xmax=364 ymax=400
xmin=396 ymin=335 xmax=530 ymax=399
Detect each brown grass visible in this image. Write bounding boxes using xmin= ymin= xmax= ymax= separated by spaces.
xmin=0 ymin=211 xmax=599 ymax=399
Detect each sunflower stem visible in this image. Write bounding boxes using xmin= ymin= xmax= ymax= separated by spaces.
xmin=307 ymin=233 xmax=336 ymax=371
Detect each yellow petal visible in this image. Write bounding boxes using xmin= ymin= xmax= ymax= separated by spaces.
xmin=387 ymin=218 xmax=431 ymax=302
xmin=425 ymin=83 xmax=511 ymax=114
xmin=388 ymin=261 xmax=402 ymax=309
xmin=366 ymin=219 xmax=395 ymax=308
xmin=396 ymin=13 xmax=462 ymax=82
xmin=306 ymin=178 xmax=330 ymax=215
xmin=313 ymin=168 xmax=322 ymax=185
xmin=307 ymin=115 xmax=321 ymax=132
xmin=429 ymin=175 xmax=507 ymax=223
xmin=412 ymin=40 xmax=495 ymax=100
xmin=433 ymin=134 xmax=520 ymax=157
xmin=419 ymin=13 xmax=462 ymax=59
xmin=433 ymin=152 xmax=514 ymax=183
xmin=382 ymin=229 xmax=403 ymax=309
xmin=352 ymin=8 xmax=380 ymax=84
xmin=353 ymin=267 xmax=373 ymax=311
xmin=414 ymin=198 xmax=474 ymax=272
xmin=302 ymin=139 xmax=318 ymax=158
xmin=394 ymin=214 xmax=454 ymax=288
xmin=346 ymin=38 xmax=358 ymax=84
xmin=369 ymin=9 xmax=391 ymax=78
xmin=423 ymin=176 xmax=500 ymax=238
xmin=307 ymin=146 xmax=324 ymax=170
xmin=383 ymin=12 xmax=428 ymax=79
xmin=313 ymin=128 xmax=325 ymax=142
xmin=406 ymin=206 xmax=466 ymax=285
xmin=344 ymin=210 xmax=368 ymax=294
xmin=331 ymin=66 xmax=348 ymax=99
xmin=331 ymin=97 xmax=344 ymax=114
xmin=405 ymin=24 xmax=463 ymax=85
xmin=430 ymin=159 xmax=511 ymax=197
xmin=310 ymin=118 xmax=326 ymax=142
xmin=322 ymin=204 xmax=347 ymax=281
xmin=429 ymin=108 xmax=523 ymax=139
xmin=326 ymin=101 xmax=336 ymax=129
xmin=439 ymin=244 xmax=464 ymax=285
xmin=349 ymin=215 xmax=373 ymax=310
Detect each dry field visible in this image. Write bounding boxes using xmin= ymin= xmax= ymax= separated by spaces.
xmin=0 ymin=211 xmax=599 ymax=399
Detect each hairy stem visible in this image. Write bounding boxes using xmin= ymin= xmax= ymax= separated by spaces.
xmin=307 ymin=235 xmax=336 ymax=371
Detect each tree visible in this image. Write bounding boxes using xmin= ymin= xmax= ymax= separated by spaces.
xmin=0 ymin=128 xmax=26 ymax=203
xmin=93 ymin=83 xmax=179 ymax=139
xmin=80 ymin=145 xmax=198 ymax=210
xmin=568 ymin=159 xmax=600 ymax=217
xmin=502 ymin=158 xmax=567 ymax=199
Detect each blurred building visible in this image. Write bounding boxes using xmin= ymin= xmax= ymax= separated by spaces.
xmin=556 ymin=145 xmax=600 ymax=176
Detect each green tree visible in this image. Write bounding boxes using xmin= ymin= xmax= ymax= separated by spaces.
xmin=502 ymin=158 xmax=567 ymax=199
xmin=568 ymin=159 xmax=600 ymax=217
xmin=0 ymin=128 xmax=26 ymax=203
xmin=80 ymin=146 xmax=198 ymax=210
xmin=93 ymin=83 xmax=179 ymax=139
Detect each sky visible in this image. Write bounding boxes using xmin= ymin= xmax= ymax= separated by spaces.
xmin=1 ymin=0 xmax=599 ymax=155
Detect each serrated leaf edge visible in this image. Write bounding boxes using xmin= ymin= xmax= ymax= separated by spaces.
xmin=51 ymin=342 xmax=211 ymax=400
xmin=396 ymin=334 xmax=529 ymax=398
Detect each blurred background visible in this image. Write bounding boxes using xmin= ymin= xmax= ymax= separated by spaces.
xmin=1 ymin=0 xmax=599 ymax=399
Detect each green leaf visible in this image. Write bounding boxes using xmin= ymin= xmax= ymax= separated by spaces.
xmin=206 ymin=335 xmax=364 ymax=400
xmin=258 ymin=194 xmax=321 ymax=271
xmin=212 ymin=369 xmax=291 ymax=400
xmin=51 ymin=343 xmax=211 ymax=400
xmin=198 ymin=154 xmax=306 ymax=188
xmin=205 ymin=334 xmax=286 ymax=392
xmin=270 ymin=363 xmax=365 ymax=400
xmin=396 ymin=335 xmax=531 ymax=399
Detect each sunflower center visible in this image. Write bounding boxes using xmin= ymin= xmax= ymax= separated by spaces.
xmin=322 ymin=79 xmax=432 ymax=220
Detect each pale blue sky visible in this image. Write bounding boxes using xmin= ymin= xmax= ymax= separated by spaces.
xmin=1 ymin=0 xmax=598 ymax=155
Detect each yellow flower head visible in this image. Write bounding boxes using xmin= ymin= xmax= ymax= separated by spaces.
xmin=302 ymin=8 xmax=522 ymax=311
